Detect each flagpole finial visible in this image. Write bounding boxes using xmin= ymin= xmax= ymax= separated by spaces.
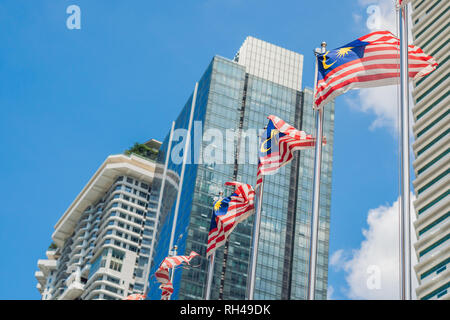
xmin=321 ymin=42 xmax=327 ymax=54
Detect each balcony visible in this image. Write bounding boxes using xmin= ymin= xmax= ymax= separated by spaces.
xmin=35 ymin=270 xmax=46 ymax=286
xmin=45 ymin=248 xmax=60 ymax=260
xmin=37 ymin=259 xmax=57 ymax=276
xmin=81 ymin=264 xmax=91 ymax=278
xmin=58 ymin=281 xmax=84 ymax=300
xmin=58 ymin=272 xmax=85 ymax=300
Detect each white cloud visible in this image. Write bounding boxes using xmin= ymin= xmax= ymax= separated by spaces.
xmin=327 ymin=285 xmax=335 ymax=300
xmin=330 ymin=249 xmax=345 ymax=268
xmin=345 ymin=86 xmax=400 ymax=133
xmin=358 ymin=0 xmax=397 ymax=33
xmin=345 ymin=0 xmax=416 ymax=133
xmin=330 ymin=195 xmax=418 ymax=299
xmin=352 ymin=13 xmax=363 ymax=25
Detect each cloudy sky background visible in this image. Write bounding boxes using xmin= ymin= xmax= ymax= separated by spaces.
xmin=0 ymin=0 xmax=421 ymax=299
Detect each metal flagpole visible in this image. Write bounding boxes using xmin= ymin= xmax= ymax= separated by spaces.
xmin=247 ymin=177 xmax=264 ymax=300
xmin=169 ymin=245 xmax=178 ymax=282
xmin=167 ymin=82 xmax=198 ymax=299
xmin=398 ymin=4 xmax=412 ymax=301
xmin=307 ymin=42 xmax=326 ymax=300
xmin=148 ymin=121 xmax=176 ymax=278
xmin=168 ymin=82 xmax=198 ymax=254
xmin=205 ymin=192 xmax=222 ymax=300
xmin=205 ymin=252 xmax=215 ymax=300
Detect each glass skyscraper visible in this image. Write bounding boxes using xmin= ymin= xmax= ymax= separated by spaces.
xmin=148 ymin=36 xmax=335 ymax=300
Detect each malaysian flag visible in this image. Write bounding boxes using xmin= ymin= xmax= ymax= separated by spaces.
xmin=160 ymin=282 xmax=174 ymax=300
xmin=207 ymin=182 xmax=255 ymax=257
xmin=314 ymin=30 xmax=438 ymax=109
xmin=256 ymin=115 xmax=322 ymax=189
xmin=154 ymin=251 xmax=199 ymax=300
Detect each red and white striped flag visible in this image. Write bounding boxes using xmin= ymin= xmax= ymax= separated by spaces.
xmin=314 ymin=30 xmax=438 ymax=109
xmin=160 ymin=282 xmax=174 ymax=300
xmin=154 ymin=251 xmax=199 ymax=300
xmin=123 ymin=293 xmax=146 ymax=300
xmin=207 ymin=182 xmax=255 ymax=257
xmin=256 ymin=115 xmax=323 ymax=189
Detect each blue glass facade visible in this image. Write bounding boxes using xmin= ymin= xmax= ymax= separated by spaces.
xmin=148 ymin=52 xmax=334 ymax=300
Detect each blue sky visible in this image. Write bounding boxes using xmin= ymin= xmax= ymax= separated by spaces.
xmin=0 ymin=0 xmax=407 ymax=299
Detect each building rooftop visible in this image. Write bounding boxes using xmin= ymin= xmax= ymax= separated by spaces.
xmin=52 ymin=154 xmax=159 ymax=247
xmin=234 ymin=36 xmax=304 ymax=91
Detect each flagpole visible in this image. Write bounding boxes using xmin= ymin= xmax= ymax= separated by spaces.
xmin=205 ymin=191 xmax=223 ymax=300
xmin=169 ymin=245 xmax=178 ymax=283
xmin=167 ymin=245 xmax=178 ymax=300
xmin=398 ymin=3 xmax=412 ymax=300
xmin=205 ymin=252 xmax=215 ymax=300
xmin=247 ymin=177 xmax=264 ymax=300
xmin=307 ymin=42 xmax=326 ymax=300
xmin=147 ymin=121 xmax=176 ymax=291
xmin=167 ymin=82 xmax=198 ymax=300
xmin=168 ymin=82 xmax=198 ymax=255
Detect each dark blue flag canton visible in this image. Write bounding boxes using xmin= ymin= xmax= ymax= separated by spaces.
xmin=209 ymin=194 xmax=235 ymax=232
xmin=259 ymin=119 xmax=286 ymax=159
xmin=316 ymin=39 xmax=370 ymax=81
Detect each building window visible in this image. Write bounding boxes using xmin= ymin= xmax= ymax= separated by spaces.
xmin=105 ymin=285 xmax=123 ymax=295
xmin=132 ymin=227 xmax=140 ymax=233
xmin=112 ymin=249 xmax=125 ymax=260
xmin=139 ymin=191 xmax=148 ymax=198
xmin=109 ymin=261 xmax=122 ymax=272
xmin=143 ymin=229 xmax=153 ymax=236
xmin=134 ymin=268 xmax=143 ymax=278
